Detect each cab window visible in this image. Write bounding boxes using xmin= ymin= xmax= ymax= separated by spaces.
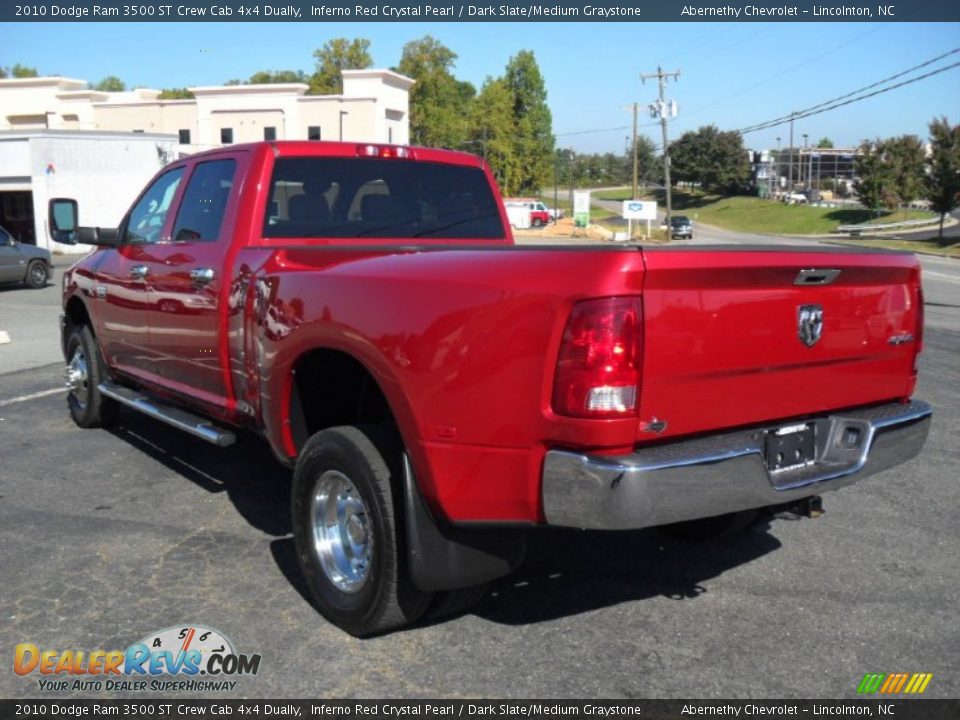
xmin=171 ymin=159 xmax=237 ymax=242
xmin=123 ymin=167 xmax=185 ymax=244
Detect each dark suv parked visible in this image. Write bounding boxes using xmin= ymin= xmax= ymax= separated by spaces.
xmin=670 ymin=215 xmax=694 ymax=239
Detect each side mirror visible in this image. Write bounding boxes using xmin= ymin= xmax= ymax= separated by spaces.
xmin=48 ymin=198 xmax=120 ymax=247
xmin=48 ymin=198 xmax=78 ymax=245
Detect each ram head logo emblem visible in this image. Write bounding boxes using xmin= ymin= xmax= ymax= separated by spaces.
xmin=798 ymin=304 xmax=824 ymax=347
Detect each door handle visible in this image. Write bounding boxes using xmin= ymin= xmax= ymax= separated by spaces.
xmin=129 ymin=265 xmax=148 ymax=280
xmin=190 ymin=267 xmax=215 ymax=285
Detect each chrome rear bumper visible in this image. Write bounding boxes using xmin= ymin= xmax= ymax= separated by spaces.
xmin=542 ymin=400 xmax=932 ymax=530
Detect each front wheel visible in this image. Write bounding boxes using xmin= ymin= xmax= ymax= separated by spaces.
xmin=532 ymin=218 xmax=544 ymax=228
xmin=64 ymin=324 xmax=117 ymax=428
xmin=25 ymin=261 xmax=48 ymax=289
xmin=291 ymin=425 xmax=432 ymax=636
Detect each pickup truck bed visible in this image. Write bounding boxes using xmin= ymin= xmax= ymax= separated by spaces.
xmin=49 ymin=141 xmax=930 ymax=636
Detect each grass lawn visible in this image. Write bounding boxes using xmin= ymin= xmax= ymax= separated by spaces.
xmin=676 ymin=194 xmax=935 ymax=235
xmin=538 ymin=193 xmax=572 ymax=211
xmin=538 ymin=193 xmax=617 ymax=221
xmin=594 ymin=188 xmax=657 ymax=201
xmin=828 ymin=237 xmax=959 ymax=258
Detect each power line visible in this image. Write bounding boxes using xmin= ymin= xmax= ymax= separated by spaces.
xmin=684 ymin=25 xmax=887 ymax=120
xmin=738 ymin=47 xmax=960 ymax=135
xmin=555 ymin=121 xmax=659 ymax=137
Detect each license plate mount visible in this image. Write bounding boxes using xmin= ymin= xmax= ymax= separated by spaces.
xmin=765 ymin=422 xmax=816 ymax=473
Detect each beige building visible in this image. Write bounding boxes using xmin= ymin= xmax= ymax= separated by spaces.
xmin=0 ymin=69 xmax=414 ymax=152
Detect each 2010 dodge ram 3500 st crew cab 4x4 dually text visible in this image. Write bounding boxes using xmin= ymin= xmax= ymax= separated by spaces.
xmin=48 ymin=141 xmax=931 ymax=636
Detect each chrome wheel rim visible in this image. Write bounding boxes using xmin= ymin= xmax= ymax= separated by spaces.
xmin=30 ymin=263 xmax=46 ymax=285
xmin=311 ymin=470 xmax=372 ymax=593
xmin=64 ymin=347 xmax=89 ymax=409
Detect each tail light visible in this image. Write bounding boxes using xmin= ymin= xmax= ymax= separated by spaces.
xmin=552 ymin=296 xmax=643 ymax=418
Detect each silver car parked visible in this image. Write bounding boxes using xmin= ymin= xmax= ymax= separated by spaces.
xmin=0 ymin=225 xmax=51 ymax=289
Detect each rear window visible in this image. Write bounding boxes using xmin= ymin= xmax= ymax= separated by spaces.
xmin=263 ymin=157 xmax=505 ymax=240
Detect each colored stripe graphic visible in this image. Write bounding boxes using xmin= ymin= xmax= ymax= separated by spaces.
xmin=857 ymin=672 xmax=933 ymax=694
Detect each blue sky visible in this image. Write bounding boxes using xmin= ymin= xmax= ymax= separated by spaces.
xmin=4 ymin=21 xmax=959 ymax=153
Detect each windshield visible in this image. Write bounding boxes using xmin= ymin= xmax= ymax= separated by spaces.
xmin=264 ymin=157 xmax=505 ymax=240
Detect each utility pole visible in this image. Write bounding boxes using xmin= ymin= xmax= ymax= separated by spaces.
xmin=642 ymin=66 xmax=680 ymax=234
xmin=631 ymin=102 xmax=639 ymax=201
xmin=775 ymin=136 xmax=781 ymax=196
xmin=788 ymin=112 xmax=795 ymax=191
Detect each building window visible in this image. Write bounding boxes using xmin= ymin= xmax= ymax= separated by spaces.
xmin=221 ymin=128 xmax=234 ymax=144
xmin=264 ymin=126 xmax=277 ymax=142
xmin=133 ymin=129 xmax=144 ymax=134
xmin=3 ymin=193 xmax=31 ymax=221
xmin=308 ymin=126 xmax=321 ymax=141
xmin=178 ymin=129 xmax=191 ymax=144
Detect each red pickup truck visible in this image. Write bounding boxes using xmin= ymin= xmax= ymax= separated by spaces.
xmin=48 ymin=141 xmax=931 ymax=636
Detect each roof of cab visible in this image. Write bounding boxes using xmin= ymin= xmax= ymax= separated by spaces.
xmin=181 ymin=140 xmax=484 ymax=168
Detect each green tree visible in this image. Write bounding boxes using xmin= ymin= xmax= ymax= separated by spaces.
xmin=669 ymin=125 xmax=750 ymax=193
xmin=468 ymin=77 xmax=518 ymax=195
xmin=887 ymin=134 xmax=927 ymax=208
xmin=629 ymin=136 xmax=658 ymax=189
xmin=925 ymin=116 xmax=960 ymax=238
xmin=93 ymin=76 xmax=126 ymax=91
xmin=855 ymin=135 xmax=927 ymax=214
xmin=0 ymin=67 xmax=7 ymax=79
xmin=309 ymin=38 xmax=372 ymax=95
xmin=854 ymin=139 xmax=895 ymax=212
xmin=503 ymin=50 xmax=554 ymax=195
xmin=396 ymin=36 xmax=475 ymax=149
xmin=816 ymin=137 xmax=834 ymax=149
xmin=11 ymin=63 xmax=38 ymax=78
xmin=158 ymin=88 xmax=195 ymax=99
xmin=248 ymin=69 xmax=307 ymax=84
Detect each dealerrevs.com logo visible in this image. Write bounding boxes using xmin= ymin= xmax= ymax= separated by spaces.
xmin=14 ymin=625 xmax=262 ymax=693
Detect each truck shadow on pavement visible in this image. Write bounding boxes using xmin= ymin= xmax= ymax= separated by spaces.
xmin=106 ymin=409 xmax=788 ymax=628
xmin=466 ymin=522 xmax=784 ymax=626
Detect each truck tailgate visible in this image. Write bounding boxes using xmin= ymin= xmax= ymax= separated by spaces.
xmin=637 ymin=248 xmax=922 ymax=442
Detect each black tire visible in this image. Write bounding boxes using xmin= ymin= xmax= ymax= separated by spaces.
xmin=658 ymin=509 xmax=759 ymax=543
xmin=425 ymin=583 xmax=489 ymax=622
xmin=532 ymin=218 xmax=544 ymax=228
xmin=25 ymin=261 xmax=48 ymax=289
xmin=64 ymin=324 xmax=118 ymax=429
xmin=291 ymin=425 xmax=432 ymax=636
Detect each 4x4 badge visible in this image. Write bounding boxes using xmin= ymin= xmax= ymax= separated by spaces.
xmin=798 ymin=304 xmax=823 ymax=347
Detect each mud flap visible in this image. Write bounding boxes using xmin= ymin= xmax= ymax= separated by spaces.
xmin=403 ymin=456 xmax=527 ymax=592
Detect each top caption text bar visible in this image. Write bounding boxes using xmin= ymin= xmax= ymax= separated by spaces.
xmin=3 ymin=1 xmax=960 ymax=23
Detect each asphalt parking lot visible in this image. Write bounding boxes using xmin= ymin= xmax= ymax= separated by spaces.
xmin=0 ymin=252 xmax=958 ymax=699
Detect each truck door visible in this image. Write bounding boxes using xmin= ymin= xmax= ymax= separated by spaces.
xmin=139 ymin=155 xmax=242 ymax=415
xmin=94 ymin=165 xmax=186 ymax=379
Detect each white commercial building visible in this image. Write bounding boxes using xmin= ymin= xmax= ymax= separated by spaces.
xmin=0 ymin=132 xmax=179 ymax=254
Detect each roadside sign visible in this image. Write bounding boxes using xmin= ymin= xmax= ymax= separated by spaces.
xmin=573 ymin=191 xmax=591 ymax=228
xmin=622 ymin=200 xmax=657 ymax=220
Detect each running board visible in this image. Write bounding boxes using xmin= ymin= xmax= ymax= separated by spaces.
xmin=98 ymin=382 xmax=236 ymax=447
